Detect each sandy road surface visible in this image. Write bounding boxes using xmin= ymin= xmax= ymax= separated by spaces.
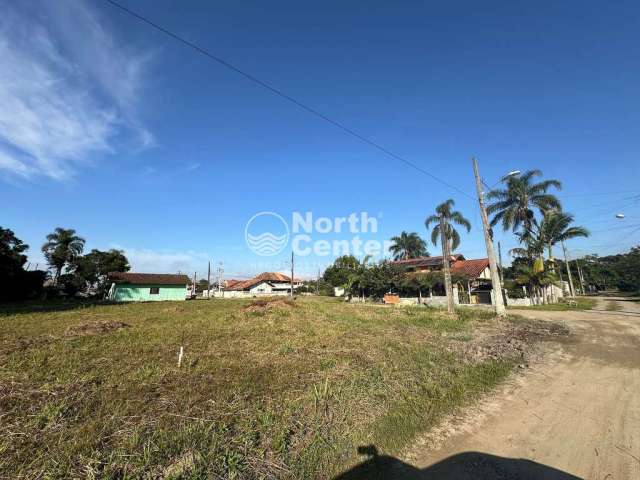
xmin=393 ymin=297 xmax=640 ymax=479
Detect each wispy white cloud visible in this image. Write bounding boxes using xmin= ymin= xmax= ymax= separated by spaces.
xmin=114 ymin=246 xmax=209 ymax=275
xmin=0 ymin=0 xmax=154 ymax=181
xmin=184 ymin=162 xmax=201 ymax=172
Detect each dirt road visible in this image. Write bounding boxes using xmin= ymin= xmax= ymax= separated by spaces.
xmin=401 ymin=297 xmax=640 ymax=479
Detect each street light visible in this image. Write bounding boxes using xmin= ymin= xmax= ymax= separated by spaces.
xmin=482 ymin=169 xmax=521 ymax=191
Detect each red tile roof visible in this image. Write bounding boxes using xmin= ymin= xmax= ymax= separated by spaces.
xmin=392 ymin=256 xmax=490 ymax=279
xmin=225 ymin=272 xmax=302 ymax=291
xmin=451 ymin=258 xmax=490 ymax=278
xmin=255 ymin=272 xmax=292 ymax=282
xmin=108 ymin=272 xmax=191 ymax=285
xmin=391 ymin=255 xmax=465 ymax=268
xmin=226 ymin=279 xmax=264 ymax=291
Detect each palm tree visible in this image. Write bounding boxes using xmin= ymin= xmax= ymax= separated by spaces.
xmin=540 ymin=211 xmax=590 ymax=258
xmin=486 ymin=170 xmax=562 ymax=234
xmin=539 ymin=211 xmax=589 ymax=296
xmin=514 ymin=263 xmax=558 ymax=305
xmin=425 ymin=200 xmax=472 ymax=253
xmin=42 ymin=228 xmax=85 ymax=284
xmin=509 ymin=229 xmax=545 ymax=260
xmin=425 ymin=199 xmax=471 ymax=312
xmin=389 ymin=231 xmax=428 ymax=260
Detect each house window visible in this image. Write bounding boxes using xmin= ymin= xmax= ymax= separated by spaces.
xmin=149 ymin=287 xmax=160 ymax=294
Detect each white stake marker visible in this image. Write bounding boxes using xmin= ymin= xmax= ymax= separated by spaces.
xmin=178 ymin=346 xmax=184 ymax=368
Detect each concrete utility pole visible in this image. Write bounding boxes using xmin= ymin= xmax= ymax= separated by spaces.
xmin=207 ymin=261 xmax=211 ymax=299
xmin=561 ymin=241 xmax=576 ymax=297
xmin=576 ymin=260 xmax=586 ymax=294
xmin=473 ymin=157 xmax=506 ymax=317
xmin=498 ymin=241 xmax=504 ymax=284
xmin=290 ymin=251 xmax=295 ymax=298
xmin=439 ymin=214 xmax=455 ymax=313
xmin=218 ymin=262 xmax=224 ymax=294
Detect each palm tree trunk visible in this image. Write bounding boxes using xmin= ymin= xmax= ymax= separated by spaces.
xmin=440 ymin=216 xmax=454 ymax=313
xmin=53 ymin=267 xmax=62 ymax=286
xmin=547 ymin=243 xmax=557 ymax=303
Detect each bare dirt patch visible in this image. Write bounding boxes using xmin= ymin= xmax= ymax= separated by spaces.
xmin=64 ymin=320 xmax=129 ymax=337
xmin=243 ymin=297 xmax=297 ymax=313
xmin=407 ymin=297 xmax=640 ymax=479
xmin=453 ymin=319 xmax=570 ymax=365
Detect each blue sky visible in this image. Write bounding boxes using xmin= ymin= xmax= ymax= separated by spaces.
xmin=1 ymin=0 xmax=639 ymax=279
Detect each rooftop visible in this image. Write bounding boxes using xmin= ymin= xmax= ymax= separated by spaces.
xmin=108 ymin=272 xmax=192 ymax=286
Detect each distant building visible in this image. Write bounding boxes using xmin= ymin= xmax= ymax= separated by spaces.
xmin=391 ymin=255 xmax=494 ymax=304
xmin=107 ymin=272 xmax=191 ymax=302
xmin=212 ymin=272 xmax=303 ymax=298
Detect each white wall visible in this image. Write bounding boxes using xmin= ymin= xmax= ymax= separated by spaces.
xmin=249 ymin=282 xmax=273 ymax=294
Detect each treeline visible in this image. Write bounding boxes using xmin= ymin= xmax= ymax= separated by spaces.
xmin=319 ymin=255 xmax=468 ymax=299
xmin=564 ymin=247 xmax=639 ymax=292
xmin=0 ymin=226 xmax=130 ymax=302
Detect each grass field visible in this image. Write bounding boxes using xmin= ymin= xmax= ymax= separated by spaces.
xmin=508 ymin=297 xmax=596 ymax=311
xmin=1 ymin=297 xmax=538 ymax=479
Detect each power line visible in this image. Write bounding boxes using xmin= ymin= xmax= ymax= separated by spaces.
xmin=105 ymin=0 xmax=473 ymax=199
xmin=557 ymin=190 xmax=640 ymax=198
xmin=587 ymin=223 xmax=640 ymax=234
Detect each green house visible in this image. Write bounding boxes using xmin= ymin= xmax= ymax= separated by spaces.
xmin=107 ymin=272 xmax=191 ymax=302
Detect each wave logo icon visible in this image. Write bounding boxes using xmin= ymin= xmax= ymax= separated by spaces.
xmin=245 ymin=212 xmax=290 ymax=256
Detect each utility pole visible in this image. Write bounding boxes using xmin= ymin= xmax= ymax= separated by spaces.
xmin=218 ymin=262 xmax=224 ymax=294
xmin=473 ymin=157 xmax=506 ymax=317
xmin=193 ymin=272 xmax=197 ymax=298
xmin=576 ymin=259 xmax=586 ymax=295
xmin=290 ymin=251 xmax=295 ymax=298
xmin=561 ymin=241 xmax=576 ymax=297
xmin=207 ymin=261 xmax=211 ymax=299
xmin=497 ymin=241 xmax=504 ymax=284
xmin=316 ymin=269 xmax=320 ymax=295
xmin=439 ymin=214 xmax=455 ymax=313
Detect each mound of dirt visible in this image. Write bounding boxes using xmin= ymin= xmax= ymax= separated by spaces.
xmin=65 ymin=320 xmax=129 ymax=337
xmin=243 ymin=298 xmax=296 ymax=313
xmin=456 ymin=321 xmax=570 ymax=364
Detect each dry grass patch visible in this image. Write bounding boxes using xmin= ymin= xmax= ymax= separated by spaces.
xmin=0 ymin=298 xmax=563 ymax=479
xmin=64 ymin=319 xmax=129 ymax=337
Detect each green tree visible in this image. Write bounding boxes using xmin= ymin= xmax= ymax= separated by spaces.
xmin=514 ymin=263 xmax=558 ymax=304
xmin=0 ymin=227 xmax=46 ymax=301
xmin=539 ymin=211 xmax=590 ymax=260
xmin=486 ymin=170 xmax=562 ymax=235
xmin=322 ymin=255 xmax=360 ymax=287
xmin=42 ymin=228 xmax=86 ymax=284
xmin=73 ymin=249 xmax=130 ymax=294
xmin=425 ymin=199 xmax=471 ymax=312
xmin=388 ymin=231 xmax=429 ymax=260
xmin=0 ymin=227 xmax=28 ymax=276
xmin=425 ymin=200 xmax=471 ymax=253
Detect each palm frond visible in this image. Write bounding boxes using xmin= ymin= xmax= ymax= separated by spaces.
xmin=450 ymin=229 xmax=461 ymax=251
xmin=424 ymin=214 xmax=440 ymax=229
xmin=430 ymin=225 xmax=440 ymax=246
xmin=449 ymin=211 xmax=471 ymax=232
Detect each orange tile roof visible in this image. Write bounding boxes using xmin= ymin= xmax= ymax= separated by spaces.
xmin=391 ymin=255 xmax=465 ymax=267
xmin=224 ymin=272 xmax=302 ymax=291
xmin=451 ymin=258 xmax=490 ymax=278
